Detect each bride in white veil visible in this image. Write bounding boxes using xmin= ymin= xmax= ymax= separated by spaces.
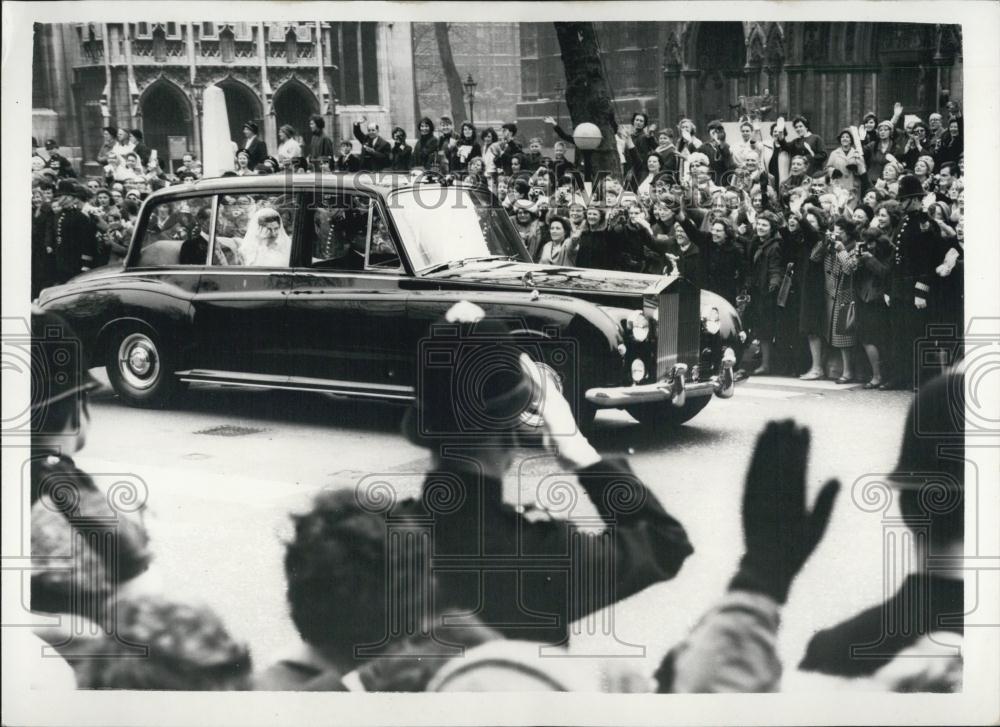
xmin=240 ymin=207 xmax=292 ymax=267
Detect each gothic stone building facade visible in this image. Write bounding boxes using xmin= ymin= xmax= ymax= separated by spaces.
xmin=33 ymin=21 xmax=417 ymax=173
xmin=517 ymin=22 xmax=963 ymax=146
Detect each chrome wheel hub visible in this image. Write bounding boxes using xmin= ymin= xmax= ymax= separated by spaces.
xmin=118 ymin=333 xmax=160 ymax=390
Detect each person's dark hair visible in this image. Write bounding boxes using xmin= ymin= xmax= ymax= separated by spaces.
xmin=833 ymin=215 xmax=858 ymax=240
xmin=75 ymin=596 xmax=251 ymax=690
xmin=547 ymin=215 xmax=572 ymax=238
xmin=439 ymin=116 xmax=453 ymax=125
xmin=279 ymin=124 xmax=297 ymax=141
xmin=391 ymin=126 xmax=407 ymax=142
xmin=459 ymin=121 xmax=476 ymax=139
xmin=221 ymin=170 xmax=238 ymax=177
xmin=254 ymin=162 xmax=273 ymax=175
xmin=502 ymin=122 xmax=518 ymax=135
xmin=802 ymin=204 xmax=829 ymax=230
xmin=418 ymin=116 xmax=435 ymax=134
xmin=309 ymin=114 xmax=325 ymax=131
xmin=481 ymin=127 xmax=498 ymax=144
xmin=513 ymin=179 xmax=530 ymax=198
xmin=124 ymin=199 xmax=141 ymax=218
xmin=791 ymin=115 xmax=809 ymax=129
xmin=284 ymin=489 xmax=427 ymax=668
xmin=130 ymin=128 xmax=144 ymax=141
xmin=631 ymin=112 xmax=648 ymax=125
xmin=707 ymin=119 xmax=725 ymax=133
xmin=939 ymin=161 xmax=958 ymax=176
xmin=38 ymin=181 xmax=55 ymax=192
xmin=708 ymin=216 xmax=735 ymax=241
xmin=874 ymin=200 xmax=902 ymax=228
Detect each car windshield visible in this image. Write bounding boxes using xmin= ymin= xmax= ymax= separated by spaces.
xmin=389 ymin=187 xmax=527 ymax=273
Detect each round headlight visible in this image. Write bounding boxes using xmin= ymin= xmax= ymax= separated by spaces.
xmin=630 ymin=358 xmax=646 ymax=383
xmin=628 ymin=311 xmax=650 ymax=342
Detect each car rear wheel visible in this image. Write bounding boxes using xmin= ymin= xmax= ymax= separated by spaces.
xmin=628 ymin=396 xmax=711 ymax=428
xmin=106 ymin=327 xmax=180 ymax=408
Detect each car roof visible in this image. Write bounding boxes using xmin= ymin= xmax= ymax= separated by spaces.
xmin=144 ymin=173 xmax=481 ymax=203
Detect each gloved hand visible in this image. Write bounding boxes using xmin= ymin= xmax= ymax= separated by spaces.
xmin=915 ymin=296 xmax=928 ymax=309
xmin=520 ymin=353 xmax=600 ymax=470
xmin=729 ymin=420 xmax=840 ymax=603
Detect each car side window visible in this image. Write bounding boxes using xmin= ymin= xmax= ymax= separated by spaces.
xmin=367 ymin=204 xmax=402 ymax=270
xmin=215 ymin=193 xmax=298 ymax=268
xmin=136 ymin=196 xmax=214 ymax=267
xmin=305 ymin=193 xmax=400 ymax=272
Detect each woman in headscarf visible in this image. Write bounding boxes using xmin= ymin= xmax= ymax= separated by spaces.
xmin=863 ymin=120 xmax=903 ymax=190
xmin=826 ymin=128 xmax=866 ymax=208
xmin=912 ymin=155 xmax=935 ymax=190
xmin=512 ymin=200 xmax=544 ymax=261
xmin=240 ymin=207 xmax=292 ymax=267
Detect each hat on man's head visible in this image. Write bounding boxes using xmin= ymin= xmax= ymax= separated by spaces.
xmin=243 ymin=121 xmax=259 ymax=134
xmin=897 ymin=174 xmax=925 ymax=200
xmin=56 ymin=178 xmax=92 ymax=201
xmin=402 ymin=301 xmax=536 ymax=448
xmin=103 ymin=125 xmax=119 ymax=137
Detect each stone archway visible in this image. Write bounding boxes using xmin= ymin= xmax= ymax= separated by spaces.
xmin=139 ymin=78 xmax=194 ymax=165
xmin=690 ymin=22 xmax=747 ymax=128
xmin=217 ymin=77 xmax=263 ymax=145
xmin=272 ymin=78 xmax=319 ymax=142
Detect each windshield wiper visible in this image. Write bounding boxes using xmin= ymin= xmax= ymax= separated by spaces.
xmin=420 ymin=255 xmax=516 ymax=275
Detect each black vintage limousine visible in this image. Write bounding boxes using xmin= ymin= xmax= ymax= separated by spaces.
xmin=37 ymin=174 xmax=744 ymax=428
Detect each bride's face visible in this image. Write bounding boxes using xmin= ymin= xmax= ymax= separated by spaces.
xmin=259 ymin=217 xmax=281 ymax=239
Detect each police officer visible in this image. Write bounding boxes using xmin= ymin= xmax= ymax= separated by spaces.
xmin=884 ymin=174 xmax=941 ymax=390
xmin=399 ymin=301 xmax=694 ymax=646
xmin=52 ymin=179 xmax=99 ymax=284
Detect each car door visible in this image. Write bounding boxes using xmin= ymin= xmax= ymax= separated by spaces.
xmin=285 ymin=191 xmax=413 ymax=401
xmin=186 ymin=191 xmax=298 ymax=382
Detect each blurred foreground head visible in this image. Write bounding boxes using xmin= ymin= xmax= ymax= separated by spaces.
xmin=75 ymin=596 xmax=251 ymax=690
xmin=891 ymin=366 xmax=965 ymax=548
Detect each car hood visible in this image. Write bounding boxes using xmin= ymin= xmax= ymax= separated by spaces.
xmin=426 ymin=261 xmax=667 ymax=297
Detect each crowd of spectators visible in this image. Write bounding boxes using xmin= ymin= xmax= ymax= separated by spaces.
xmin=32 ymin=96 xmax=964 ymax=389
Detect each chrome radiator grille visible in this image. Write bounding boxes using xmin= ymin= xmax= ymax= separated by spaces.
xmin=656 ymin=283 xmax=701 ymax=379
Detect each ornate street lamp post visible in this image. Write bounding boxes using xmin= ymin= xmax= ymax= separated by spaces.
xmin=463 ymin=73 xmax=478 ymax=125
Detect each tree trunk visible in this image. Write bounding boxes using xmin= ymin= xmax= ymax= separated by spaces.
xmin=434 ymin=23 xmax=467 ymax=125
xmin=553 ymin=22 xmax=620 ymax=182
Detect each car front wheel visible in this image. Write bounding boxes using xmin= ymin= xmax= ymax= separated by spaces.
xmin=106 ymin=327 xmax=180 ymax=408
xmin=627 ymin=396 xmax=711 ymax=428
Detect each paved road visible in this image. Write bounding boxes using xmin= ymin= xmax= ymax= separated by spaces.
xmin=75 ymin=371 xmax=913 ymax=678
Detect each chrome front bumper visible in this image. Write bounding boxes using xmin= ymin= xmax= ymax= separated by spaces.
xmin=585 ymin=350 xmax=737 ymax=408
